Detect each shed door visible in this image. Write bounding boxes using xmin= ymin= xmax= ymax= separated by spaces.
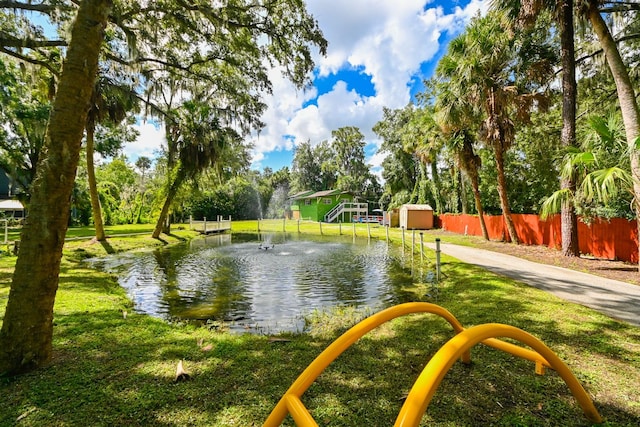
xmin=400 ymin=208 xmax=407 ymax=229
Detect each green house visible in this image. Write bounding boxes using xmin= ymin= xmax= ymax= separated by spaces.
xmin=289 ymin=189 xmax=368 ymax=223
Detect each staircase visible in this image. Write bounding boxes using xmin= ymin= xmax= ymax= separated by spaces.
xmin=324 ymin=202 xmax=368 ymax=223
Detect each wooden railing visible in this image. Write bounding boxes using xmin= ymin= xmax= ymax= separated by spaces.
xmin=189 ymin=215 xmax=231 ymax=234
xmin=324 ymin=202 xmax=368 ymax=223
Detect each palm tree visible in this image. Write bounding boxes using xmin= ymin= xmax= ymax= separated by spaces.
xmin=436 ymin=13 xmax=556 ymax=243
xmin=578 ymin=0 xmax=640 ymax=267
xmin=449 ymin=129 xmax=490 ymax=240
xmin=434 ymin=81 xmax=490 ymax=240
xmin=151 ymin=100 xmax=240 ymax=238
xmin=401 ymin=105 xmax=444 ymax=211
xmin=85 ymin=75 xmax=138 ymax=241
xmin=542 ymin=112 xmax=634 ymax=220
xmin=135 ymin=156 xmax=152 ymax=181
xmin=372 ymin=106 xmax=420 ymax=208
xmin=492 ymin=0 xmax=581 ymax=256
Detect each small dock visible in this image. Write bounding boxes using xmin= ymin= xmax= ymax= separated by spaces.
xmin=189 ymin=216 xmax=231 ymax=234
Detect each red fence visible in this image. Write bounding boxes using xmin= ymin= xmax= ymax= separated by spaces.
xmin=437 ymin=213 xmax=639 ymax=263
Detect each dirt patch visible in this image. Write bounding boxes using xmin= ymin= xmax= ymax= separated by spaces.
xmin=432 ymin=230 xmax=640 ymax=286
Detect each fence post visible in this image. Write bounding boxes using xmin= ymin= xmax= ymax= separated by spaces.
xmin=203 ymin=217 xmax=207 ymax=234
xmin=411 ymin=229 xmax=415 ymax=257
xmin=435 ymin=238 xmax=441 ymax=282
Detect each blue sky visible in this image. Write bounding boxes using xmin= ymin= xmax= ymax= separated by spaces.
xmin=124 ymin=0 xmax=490 ymax=178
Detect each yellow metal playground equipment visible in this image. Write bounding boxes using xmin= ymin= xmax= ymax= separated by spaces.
xmin=263 ymin=302 xmax=602 ymax=427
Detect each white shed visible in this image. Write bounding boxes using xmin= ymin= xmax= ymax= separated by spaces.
xmin=0 ymin=199 xmax=24 ymax=217
xmin=399 ymin=204 xmax=434 ymax=230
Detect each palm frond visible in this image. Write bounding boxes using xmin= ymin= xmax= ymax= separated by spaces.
xmin=540 ymin=188 xmax=573 ymax=220
xmin=581 ymin=166 xmax=632 ymax=203
xmin=560 ymin=148 xmax=596 ymax=179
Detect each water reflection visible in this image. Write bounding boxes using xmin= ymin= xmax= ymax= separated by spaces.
xmin=89 ymin=233 xmax=419 ymax=333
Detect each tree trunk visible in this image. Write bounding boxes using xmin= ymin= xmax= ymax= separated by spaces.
xmin=152 ymin=169 xmax=186 ymax=239
xmin=418 ymin=162 xmax=428 ymax=204
xmin=152 ymin=192 xmax=173 ymax=239
xmin=135 ymin=192 xmax=145 ymax=224
xmin=86 ymin=119 xmax=106 ymax=241
xmin=587 ymin=0 xmax=640 ymax=269
xmin=459 ymin=170 xmax=468 ymax=215
xmin=468 ymin=169 xmax=489 ymax=241
xmin=457 ymin=135 xmax=488 ymax=240
xmin=430 ymin=161 xmax=443 ymax=213
xmin=409 ymin=162 xmax=420 ymax=204
xmin=495 ymin=148 xmax=519 ymax=244
xmin=560 ymin=0 xmax=580 ymax=257
xmin=0 ymin=0 xmax=111 ymax=376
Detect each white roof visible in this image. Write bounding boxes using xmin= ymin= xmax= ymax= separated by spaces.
xmin=0 ymin=199 xmax=24 ymax=210
xmin=400 ymin=204 xmax=433 ymax=211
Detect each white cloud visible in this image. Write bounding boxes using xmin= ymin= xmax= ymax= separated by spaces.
xmin=123 ymin=121 xmax=165 ymax=162
xmin=126 ymin=1 xmax=489 ymax=172
xmin=249 ymin=0 xmax=489 ymax=170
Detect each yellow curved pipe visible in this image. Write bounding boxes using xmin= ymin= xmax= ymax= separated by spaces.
xmin=263 ymin=302 xmax=466 ymax=427
xmin=285 ymin=394 xmax=318 ymax=427
xmin=264 ymin=305 xmax=601 ymax=426
xmin=394 ymin=323 xmax=602 ymax=426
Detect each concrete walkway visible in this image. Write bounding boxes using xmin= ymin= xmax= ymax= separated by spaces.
xmin=427 ymin=242 xmax=640 ymax=327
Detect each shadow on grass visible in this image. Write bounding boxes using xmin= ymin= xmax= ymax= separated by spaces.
xmin=305 ymin=301 xmax=639 ymax=426
xmin=425 ymin=259 xmax=640 ymax=424
xmin=100 ymin=239 xmax=115 ymax=255
xmin=0 ymin=308 xmax=322 ymax=426
xmin=596 ymin=266 xmax=638 ymax=273
xmin=167 ymin=233 xmax=187 ymax=242
xmin=440 ymin=259 xmax=640 ymax=363
xmin=2 ymin=248 xmax=639 ymax=426
xmin=55 ymin=276 xmax=124 ymax=298
xmin=2 ymin=297 xmax=639 ymax=426
xmin=153 ymin=235 xmax=170 ymax=245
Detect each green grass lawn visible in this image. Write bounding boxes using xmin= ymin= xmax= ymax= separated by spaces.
xmin=1 ymin=223 xmax=159 ymax=247
xmin=1 ymin=221 xmax=639 ymax=426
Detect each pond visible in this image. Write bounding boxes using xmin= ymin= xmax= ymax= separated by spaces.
xmin=89 ymin=232 xmax=432 ymax=333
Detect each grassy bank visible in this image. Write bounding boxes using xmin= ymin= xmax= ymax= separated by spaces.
xmin=1 ymin=223 xmax=162 ymax=246
xmin=1 ymin=222 xmax=639 ymax=426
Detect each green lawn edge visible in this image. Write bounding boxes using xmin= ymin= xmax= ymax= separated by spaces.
xmin=0 ymin=221 xmax=638 ymax=426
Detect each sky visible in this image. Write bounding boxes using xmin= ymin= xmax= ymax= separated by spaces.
xmin=123 ymin=0 xmax=490 ymax=178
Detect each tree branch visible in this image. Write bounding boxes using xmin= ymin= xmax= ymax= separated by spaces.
xmin=131 ymin=93 xmax=170 ymax=120
xmin=0 ymin=0 xmax=74 ymax=13
xmin=600 ymin=2 xmax=640 ymax=13
xmin=103 ymin=51 xmax=241 ymax=85
xmin=0 ymin=35 xmax=67 ymax=48
xmin=0 ymin=46 xmax=59 ymax=76
xmin=575 ymin=33 xmax=640 ymax=65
